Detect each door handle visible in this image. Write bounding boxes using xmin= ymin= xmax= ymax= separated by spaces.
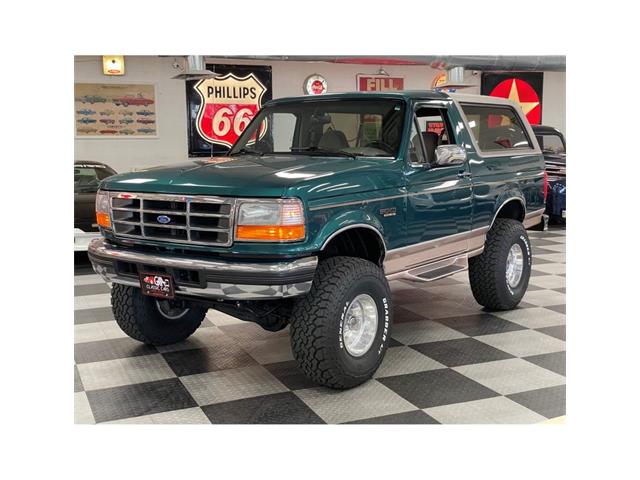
xmin=457 ymin=171 xmax=472 ymax=179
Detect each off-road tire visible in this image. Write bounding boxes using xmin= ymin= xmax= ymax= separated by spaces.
xmin=290 ymin=256 xmax=393 ymax=390
xmin=469 ymin=218 xmax=532 ymax=311
xmin=111 ymin=284 xmax=207 ymax=345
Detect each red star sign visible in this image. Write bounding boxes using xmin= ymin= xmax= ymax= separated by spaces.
xmin=489 ymin=78 xmax=541 ymax=125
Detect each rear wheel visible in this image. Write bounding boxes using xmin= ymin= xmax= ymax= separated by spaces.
xmin=289 ymin=256 xmax=393 ymax=389
xmin=468 ymin=219 xmax=532 ymax=310
xmin=111 ymin=284 xmax=206 ymax=345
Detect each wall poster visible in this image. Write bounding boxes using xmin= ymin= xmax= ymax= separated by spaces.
xmin=186 ymin=64 xmax=272 ymax=156
xmin=74 ymin=83 xmax=157 ymax=137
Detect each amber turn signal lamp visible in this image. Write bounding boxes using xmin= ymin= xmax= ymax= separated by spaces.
xmin=96 ymin=212 xmax=111 ymax=228
xmin=236 ymin=224 xmax=305 ymax=242
xmin=235 ymin=199 xmax=305 ymax=242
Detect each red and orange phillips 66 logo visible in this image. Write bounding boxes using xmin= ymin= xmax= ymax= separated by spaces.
xmin=194 ymin=73 xmax=267 ymax=148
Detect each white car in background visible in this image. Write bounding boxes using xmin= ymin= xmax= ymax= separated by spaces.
xmin=74 ymin=161 xmax=117 ymax=251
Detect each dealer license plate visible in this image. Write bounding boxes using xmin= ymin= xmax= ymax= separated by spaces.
xmin=139 ymin=272 xmax=175 ymax=299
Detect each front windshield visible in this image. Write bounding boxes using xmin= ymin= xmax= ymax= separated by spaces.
xmin=229 ymin=99 xmax=406 ymax=158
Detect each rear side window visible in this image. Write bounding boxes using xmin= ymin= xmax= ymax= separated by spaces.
xmin=460 ymin=103 xmax=533 ymax=152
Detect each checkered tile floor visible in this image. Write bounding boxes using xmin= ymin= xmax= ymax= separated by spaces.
xmin=74 ymin=226 xmax=566 ymax=424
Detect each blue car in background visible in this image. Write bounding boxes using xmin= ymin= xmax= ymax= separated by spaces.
xmin=533 ymin=125 xmax=566 ymax=223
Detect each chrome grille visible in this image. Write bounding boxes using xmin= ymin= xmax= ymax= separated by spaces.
xmin=109 ymin=192 xmax=236 ymax=246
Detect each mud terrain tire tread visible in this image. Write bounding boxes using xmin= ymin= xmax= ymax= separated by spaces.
xmin=468 ymin=218 xmax=532 ymax=311
xmin=289 ymin=256 xmax=392 ymax=390
xmin=111 ymin=284 xmax=206 ymax=345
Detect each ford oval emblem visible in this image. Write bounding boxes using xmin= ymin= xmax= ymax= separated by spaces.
xmin=157 ymin=215 xmax=171 ymax=224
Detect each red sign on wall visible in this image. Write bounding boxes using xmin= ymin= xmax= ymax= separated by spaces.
xmin=194 ymin=73 xmax=267 ymax=148
xmin=488 ymin=78 xmax=541 ymax=125
xmin=426 ymin=121 xmax=444 ymax=134
xmin=357 ymin=74 xmax=404 ymax=92
xmin=482 ymin=73 xmax=543 ymax=125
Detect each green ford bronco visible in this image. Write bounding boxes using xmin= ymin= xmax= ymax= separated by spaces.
xmin=88 ymin=91 xmax=547 ymax=389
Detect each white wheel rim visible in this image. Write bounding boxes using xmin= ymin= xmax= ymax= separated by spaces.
xmin=506 ymin=243 xmax=524 ymax=288
xmin=342 ymin=294 xmax=378 ymax=357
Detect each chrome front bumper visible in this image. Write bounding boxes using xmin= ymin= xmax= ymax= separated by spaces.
xmin=87 ymin=238 xmax=317 ymax=300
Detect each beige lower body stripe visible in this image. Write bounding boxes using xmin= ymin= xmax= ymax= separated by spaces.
xmin=523 ymin=208 xmax=545 ymax=228
xmin=384 ymin=227 xmax=488 ymax=276
xmin=383 ymin=208 xmax=544 ymax=279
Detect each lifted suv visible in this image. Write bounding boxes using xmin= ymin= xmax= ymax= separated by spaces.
xmin=89 ymin=91 xmax=546 ymax=389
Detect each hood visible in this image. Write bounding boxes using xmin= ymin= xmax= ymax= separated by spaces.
xmin=100 ymin=154 xmax=403 ymax=201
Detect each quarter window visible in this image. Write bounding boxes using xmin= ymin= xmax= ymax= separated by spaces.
xmin=461 ymin=104 xmax=533 ymax=152
xmin=414 ymin=106 xmax=454 ymax=164
xmin=406 ymin=119 xmax=427 ymax=164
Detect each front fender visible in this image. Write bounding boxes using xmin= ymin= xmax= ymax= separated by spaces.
xmin=310 ymin=209 xmax=386 ymax=251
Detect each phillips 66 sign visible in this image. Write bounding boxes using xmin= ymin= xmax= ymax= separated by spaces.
xmin=187 ymin=64 xmax=272 ymax=156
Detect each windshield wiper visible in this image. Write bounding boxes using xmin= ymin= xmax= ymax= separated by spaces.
xmin=289 ymin=147 xmax=357 ymax=159
xmin=229 ymin=147 xmax=264 ymax=156
xmin=347 ymin=151 xmax=393 ymax=157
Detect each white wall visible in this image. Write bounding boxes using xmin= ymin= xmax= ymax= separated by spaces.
xmin=74 ymin=56 xmax=189 ymax=173
xmin=542 ymin=71 xmax=566 ymax=134
xmin=74 ymin=55 xmax=565 ymax=172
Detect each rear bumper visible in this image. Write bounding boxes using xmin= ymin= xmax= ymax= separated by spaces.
xmin=87 ymin=238 xmax=317 ymax=300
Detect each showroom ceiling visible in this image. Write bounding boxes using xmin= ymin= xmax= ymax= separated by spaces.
xmin=213 ymin=55 xmax=566 ymax=71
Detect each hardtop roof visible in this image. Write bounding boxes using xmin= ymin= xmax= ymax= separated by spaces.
xmin=266 ymin=90 xmax=521 ymax=109
xmin=266 ymin=90 xmax=450 ymax=105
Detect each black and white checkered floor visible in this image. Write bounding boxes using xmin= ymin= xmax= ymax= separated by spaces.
xmin=74 ymin=226 xmax=566 ymax=424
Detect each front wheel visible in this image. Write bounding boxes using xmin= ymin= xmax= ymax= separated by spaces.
xmin=111 ymin=284 xmax=207 ymax=345
xmin=468 ymin=218 xmax=532 ymax=310
xmin=290 ymin=257 xmax=393 ymax=390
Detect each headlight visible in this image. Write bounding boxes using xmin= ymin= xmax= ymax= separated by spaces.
xmin=95 ymin=190 xmax=111 ymax=229
xmin=235 ymin=198 xmax=305 ymax=242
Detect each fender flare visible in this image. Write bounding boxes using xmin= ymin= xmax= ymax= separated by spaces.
xmin=315 ymin=210 xmax=387 ymax=255
xmin=490 ymin=194 xmax=526 ymax=229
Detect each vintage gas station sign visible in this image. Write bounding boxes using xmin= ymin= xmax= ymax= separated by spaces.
xmin=482 ymin=72 xmax=543 ymax=125
xmin=194 ymin=73 xmax=267 ymax=148
xmin=357 ymin=74 xmax=404 ymax=91
xmin=187 ymin=64 xmax=272 ymax=156
xmin=431 ymin=72 xmax=447 ymax=89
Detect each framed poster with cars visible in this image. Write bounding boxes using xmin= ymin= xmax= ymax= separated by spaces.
xmin=74 ymin=83 xmax=157 ymax=138
xmin=186 ymin=64 xmax=272 ymax=156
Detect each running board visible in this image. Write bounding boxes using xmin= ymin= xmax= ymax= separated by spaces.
xmin=387 ymin=254 xmax=468 ymax=283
